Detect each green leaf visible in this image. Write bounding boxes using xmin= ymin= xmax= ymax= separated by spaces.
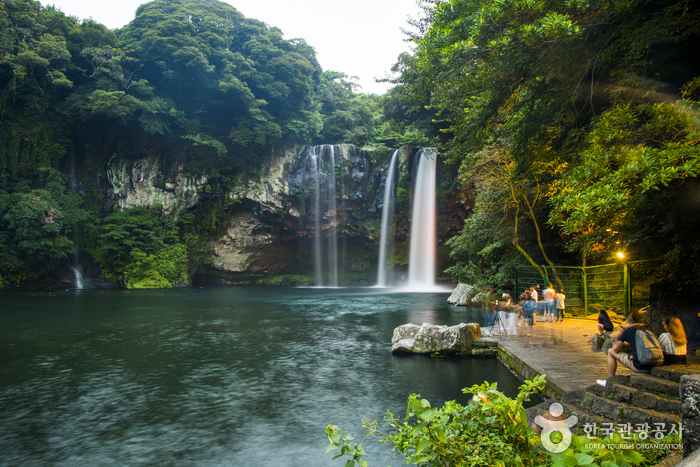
xmin=574 ymin=452 xmax=595 ymax=465
xmin=417 ymin=438 xmax=430 ymax=453
xmin=325 ymin=443 xmax=339 ymax=453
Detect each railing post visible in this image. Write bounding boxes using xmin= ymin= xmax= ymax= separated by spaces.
xmin=582 ymin=266 xmax=588 ymax=315
xmin=542 ymin=265 xmax=550 ymax=286
xmin=623 ymin=262 xmax=629 ymax=314
xmin=514 ymin=268 xmax=518 ymax=296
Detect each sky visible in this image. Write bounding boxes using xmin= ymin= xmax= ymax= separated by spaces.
xmin=46 ymin=0 xmax=424 ymax=95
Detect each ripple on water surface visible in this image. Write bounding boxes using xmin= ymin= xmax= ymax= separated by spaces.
xmin=0 ymin=287 xmax=526 ymax=466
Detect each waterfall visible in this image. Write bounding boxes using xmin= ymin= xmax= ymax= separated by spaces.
xmin=376 ymin=149 xmax=399 ymax=287
xmin=407 ymin=148 xmax=438 ymax=290
xmin=309 ymin=145 xmax=340 ymax=287
xmin=70 ymin=266 xmax=83 ymax=290
xmin=327 ymin=146 xmax=338 ymax=287
xmin=312 ymin=149 xmax=323 ymax=285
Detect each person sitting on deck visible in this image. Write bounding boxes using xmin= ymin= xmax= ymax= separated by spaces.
xmin=597 ymin=310 xmax=614 ymax=337
xmin=605 ymin=324 xmax=653 ymax=380
xmin=659 ymin=316 xmax=687 ymax=365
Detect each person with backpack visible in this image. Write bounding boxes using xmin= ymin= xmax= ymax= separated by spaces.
xmin=598 ymin=324 xmax=664 ymax=386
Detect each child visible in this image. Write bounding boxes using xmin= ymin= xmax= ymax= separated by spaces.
xmin=555 ymin=288 xmax=566 ymax=322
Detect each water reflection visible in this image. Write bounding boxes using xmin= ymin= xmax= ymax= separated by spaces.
xmin=0 ymin=287 xmax=522 ymax=466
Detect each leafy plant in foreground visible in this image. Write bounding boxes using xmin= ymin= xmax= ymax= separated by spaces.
xmin=327 ymin=375 xmax=549 ymax=466
xmin=326 ymin=375 xmax=679 ymax=466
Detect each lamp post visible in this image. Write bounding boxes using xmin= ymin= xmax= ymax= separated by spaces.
xmin=616 ymin=251 xmax=629 ymax=314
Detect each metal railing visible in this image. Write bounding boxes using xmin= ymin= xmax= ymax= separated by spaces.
xmin=514 ymin=260 xmax=664 ymax=317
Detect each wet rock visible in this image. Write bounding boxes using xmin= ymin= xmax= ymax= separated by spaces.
xmin=392 ymin=323 xmax=421 ymax=343
xmin=681 ymin=375 xmax=700 ymax=457
xmin=391 ymin=322 xmax=481 ymax=354
xmin=107 ymin=153 xmax=207 ymax=215
xmin=447 ymin=283 xmax=475 ymax=306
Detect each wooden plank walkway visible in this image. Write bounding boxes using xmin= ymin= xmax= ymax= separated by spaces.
xmin=482 ymin=317 xmax=631 ymax=398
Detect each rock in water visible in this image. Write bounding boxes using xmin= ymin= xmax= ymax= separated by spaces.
xmin=392 ymin=323 xmax=421 ymax=343
xmin=447 ymin=283 xmax=475 ymax=306
xmin=391 ymin=322 xmax=481 ymax=354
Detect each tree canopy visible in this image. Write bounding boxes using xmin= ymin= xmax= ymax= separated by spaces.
xmin=395 ymin=0 xmax=700 ymax=286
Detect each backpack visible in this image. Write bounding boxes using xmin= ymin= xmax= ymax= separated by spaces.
xmin=635 ymin=328 xmax=665 ymax=366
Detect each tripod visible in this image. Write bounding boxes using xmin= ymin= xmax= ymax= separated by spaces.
xmin=488 ymin=309 xmax=508 ymax=338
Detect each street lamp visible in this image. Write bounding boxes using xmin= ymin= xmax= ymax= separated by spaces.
xmin=615 ymin=251 xmax=629 ymax=313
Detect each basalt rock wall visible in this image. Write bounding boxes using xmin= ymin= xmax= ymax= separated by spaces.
xmin=96 ymin=143 xmax=466 ymax=285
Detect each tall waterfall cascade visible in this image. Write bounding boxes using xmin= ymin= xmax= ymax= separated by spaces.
xmin=407 ymin=148 xmax=438 ymax=291
xmin=327 ymin=146 xmax=339 ymax=287
xmin=376 ymin=150 xmax=399 ymax=287
xmin=309 ymin=145 xmax=340 ymax=287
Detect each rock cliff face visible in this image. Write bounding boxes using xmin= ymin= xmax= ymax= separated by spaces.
xmin=106 ymin=152 xmax=208 ymax=215
xmin=100 ymin=143 xmax=459 ymax=285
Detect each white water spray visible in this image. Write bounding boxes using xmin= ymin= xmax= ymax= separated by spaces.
xmin=327 ymin=146 xmax=338 ymax=287
xmin=407 ymin=148 xmax=438 ymax=291
xmin=309 ymin=145 xmax=340 ymax=287
xmin=312 ymin=150 xmax=323 ymax=285
xmin=376 ymin=150 xmax=399 ymax=287
xmin=70 ymin=266 xmax=83 ymax=290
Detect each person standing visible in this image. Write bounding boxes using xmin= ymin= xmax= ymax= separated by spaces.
xmin=555 ymin=288 xmax=566 ymax=322
xmin=522 ymin=292 xmax=536 ymax=337
xmin=659 ymin=317 xmax=688 ymax=364
xmin=530 ymin=285 xmax=538 ymax=325
xmin=503 ymin=292 xmax=518 ymax=336
xmin=543 ymin=283 xmax=556 ymax=322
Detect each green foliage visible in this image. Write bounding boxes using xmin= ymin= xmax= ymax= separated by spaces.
xmin=326 ymin=375 xmax=677 ymax=467
xmin=385 ymin=377 xmax=548 ymax=466
xmin=314 ymin=71 xmax=381 ymax=146
xmin=327 ymin=377 xmax=550 ymax=466
xmin=550 ymin=433 xmax=679 ymax=467
xmin=395 ymin=0 xmax=700 ymax=283
xmin=254 ymin=274 xmax=315 ymax=286
xmin=91 ymin=207 xmax=187 ymax=287
xmin=372 ymin=84 xmax=442 ymax=147
xmin=550 ymin=99 xmax=700 ymax=259
xmin=0 ymin=169 xmax=87 ymax=282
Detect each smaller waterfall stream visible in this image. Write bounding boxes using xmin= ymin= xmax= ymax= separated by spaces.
xmin=376 ymin=150 xmax=399 ymax=287
xmin=70 ymin=267 xmax=83 ymax=290
xmin=407 ymin=148 xmax=438 ymax=291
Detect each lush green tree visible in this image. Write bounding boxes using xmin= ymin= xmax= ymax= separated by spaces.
xmin=313 ymin=71 xmax=380 ymax=146
xmin=0 ymin=169 xmax=87 ymax=282
xmin=0 ymin=0 xmax=77 ymax=175
xmin=116 ymin=0 xmax=319 ymax=155
xmin=550 ymin=99 xmax=700 ymax=260
xmin=396 ymin=0 xmax=700 ymax=284
xmin=91 ymin=207 xmax=187 ymax=288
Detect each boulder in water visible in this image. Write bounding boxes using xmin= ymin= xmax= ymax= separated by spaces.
xmin=392 ymin=323 xmax=421 ymax=343
xmin=447 ymin=283 xmax=475 ymax=306
xmin=391 ymin=322 xmax=481 ymax=354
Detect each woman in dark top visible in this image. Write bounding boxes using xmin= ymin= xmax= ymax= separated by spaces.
xmin=597 ymin=310 xmax=614 ymax=336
